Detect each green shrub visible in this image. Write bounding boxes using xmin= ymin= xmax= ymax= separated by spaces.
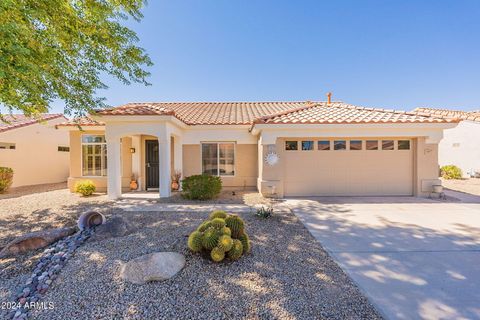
xmin=181 ymin=174 xmax=222 ymax=200
xmin=0 ymin=167 xmax=14 ymax=193
xmin=440 ymin=165 xmax=463 ymax=180
xmin=74 ymin=180 xmax=96 ymax=196
xmin=187 ymin=210 xmax=251 ymax=262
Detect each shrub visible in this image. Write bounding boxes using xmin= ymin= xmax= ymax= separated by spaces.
xmin=255 ymin=206 xmax=273 ymax=219
xmin=440 ymin=165 xmax=463 ymax=180
xmin=181 ymin=174 xmax=222 ymax=200
xmin=0 ymin=167 xmax=14 ymax=193
xmin=74 ymin=180 xmax=96 ymax=196
xmin=187 ymin=211 xmax=251 ymax=262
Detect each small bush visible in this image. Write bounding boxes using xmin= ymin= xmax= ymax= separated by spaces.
xmin=187 ymin=211 xmax=251 ymax=262
xmin=0 ymin=167 xmax=14 ymax=193
xmin=181 ymin=174 xmax=222 ymax=200
xmin=255 ymin=206 xmax=273 ymax=219
xmin=440 ymin=165 xmax=463 ymax=180
xmin=74 ymin=180 xmax=96 ymax=196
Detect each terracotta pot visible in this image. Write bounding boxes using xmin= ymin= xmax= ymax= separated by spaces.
xmin=171 ymin=181 xmax=179 ymax=191
xmin=130 ymin=180 xmax=138 ymax=190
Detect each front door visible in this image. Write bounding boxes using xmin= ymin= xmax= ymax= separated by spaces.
xmin=145 ymin=140 xmax=159 ymax=190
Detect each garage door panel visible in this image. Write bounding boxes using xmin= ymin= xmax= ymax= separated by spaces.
xmin=284 ymin=148 xmax=413 ymax=196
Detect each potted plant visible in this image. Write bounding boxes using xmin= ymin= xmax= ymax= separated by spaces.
xmin=171 ymin=170 xmax=182 ymax=191
xmin=130 ymin=174 xmax=138 ymax=191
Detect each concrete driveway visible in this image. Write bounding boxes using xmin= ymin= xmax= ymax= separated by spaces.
xmin=288 ymin=196 xmax=480 ymax=320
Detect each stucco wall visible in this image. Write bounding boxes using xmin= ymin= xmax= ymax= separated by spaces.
xmin=0 ymin=117 xmax=69 ymax=187
xmin=182 ymin=144 xmax=258 ymax=188
xmin=438 ymin=121 xmax=480 ymax=177
xmin=68 ymin=131 xmax=132 ymax=192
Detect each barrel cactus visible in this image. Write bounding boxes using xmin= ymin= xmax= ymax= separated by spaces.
xmin=187 ymin=210 xmax=250 ymax=262
xmin=209 ymin=210 xmax=228 ymax=220
xmin=218 ymin=235 xmax=233 ymax=252
xmin=188 ymin=231 xmax=203 ymax=252
xmin=238 ymin=233 xmax=251 ymax=254
xmin=225 ymin=215 xmax=245 ymax=238
xmin=210 ymin=218 xmax=226 ymax=229
xmin=202 ymin=228 xmax=220 ymax=250
xmin=227 ymin=239 xmax=243 ymax=260
xmin=211 ymin=247 xmax=225 ymax=262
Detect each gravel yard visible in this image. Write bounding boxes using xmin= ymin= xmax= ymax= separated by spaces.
xmin=1 ymin=187 xmax=381 ymax=319
xmin=442 ymin=178 xmax=480 ymax=196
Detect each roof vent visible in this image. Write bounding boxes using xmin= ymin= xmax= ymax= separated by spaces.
xmin=327 ymin=92 xmax=332 ymax=105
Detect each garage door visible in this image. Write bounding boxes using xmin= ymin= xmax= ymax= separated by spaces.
xmin=283 ymin=139 xmax=413 ymax=196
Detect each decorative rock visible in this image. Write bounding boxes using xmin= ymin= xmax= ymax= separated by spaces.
xmin=91 ymin=216 xmax=135 ymax=241
xmin=120 ymin=252 xmax=185 ymax=285
xmin=0 ymin=227 xmax=76 ymax=257
xmin=77 ymin=211 xmax=106 ymax=230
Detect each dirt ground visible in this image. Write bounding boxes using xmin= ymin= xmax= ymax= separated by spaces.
xmin=442 ymin=178 xmax=480 ymax=196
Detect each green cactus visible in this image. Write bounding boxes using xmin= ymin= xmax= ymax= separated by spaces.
xmin=187 ymin=231 xmax=203 ymax=252
xmin=209 ymin=210 xmax=228 ymax=220
xmin=221 ymin=226 xmax=232 ymax=236
xmin=210 ymin=247 xmax=225 ymax=262
xmin=238 ymin=233 xmax=251 ymax=254
xmin=225 ymin=215 xmax=245 ymax=238
xmin=227 ymin=239 xmax=243 ymax=260
xmin=217 ymin=235 xmax=233 ymax=252
xmin=202 ymin=228 xmax=220 ymax=250
xmin=197 ymin=221 xmax=212 ymax=232
xmin=210 ymin=218 xmax=226 ymax=229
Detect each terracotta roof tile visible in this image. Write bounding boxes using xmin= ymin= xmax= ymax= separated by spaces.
xmin=55 ymin=117 xmax=105 ymax=128
xmin=413 ymin=107 xmax=480 ymax=122
xmin=255 ymin=103 xmax=459 ymax=125
xmin=0 ymin=114 xmax=65 ymax=133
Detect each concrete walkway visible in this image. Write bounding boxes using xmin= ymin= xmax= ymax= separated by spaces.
xmin=288 ymin=197 xmax=480 ymax=320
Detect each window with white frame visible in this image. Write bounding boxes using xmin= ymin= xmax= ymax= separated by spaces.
xmin=82 ymin=135 xmax=107 ymax=176
xmin=201 ymin=142 xmax=235 ymax=176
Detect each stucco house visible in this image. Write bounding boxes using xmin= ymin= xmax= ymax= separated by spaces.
xmin=0 ymin=114 xmax=70 ymax=188
xmin=56 ymin=100 xmax=458 ymax=199
xmin=414 ymin=107 xmax=480 ymax=178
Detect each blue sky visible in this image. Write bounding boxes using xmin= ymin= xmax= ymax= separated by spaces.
xmin=51 ymin=0 xmax=480 ymax=113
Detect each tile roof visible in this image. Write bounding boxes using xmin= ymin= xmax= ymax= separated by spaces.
xmin=0 ymin=114 xmax=65 ymax=133
xmin=413 ymin=107 xmax=480 ymax=122
xmin=55 ymin=117 xmax=105 ymax=128
xmin=254 ymin=102 xmax=459 ymax=125
xmin=56 ymin=101 xmax=459 ymax=128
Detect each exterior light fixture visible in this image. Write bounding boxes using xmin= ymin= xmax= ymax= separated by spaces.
xmin=130 ymin=147 xmax=136 ymax=154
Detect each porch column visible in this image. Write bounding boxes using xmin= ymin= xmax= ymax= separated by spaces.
xmin=158 ymin=137 xmax=171 ymax=197
xmin=173 ymin=135 xmax=183 ymax=189
xmin=106 ymin=136 xmax=122 ymax=199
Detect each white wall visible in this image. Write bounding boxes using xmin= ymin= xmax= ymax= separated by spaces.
xmin=438 ymin=121 xmax=480 ymax=177
xmin=0 ymin=117 xmax=70 ymax=187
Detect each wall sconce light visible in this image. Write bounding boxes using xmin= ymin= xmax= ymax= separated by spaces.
xmin=130 ymin=147 xmax=136 ymax=154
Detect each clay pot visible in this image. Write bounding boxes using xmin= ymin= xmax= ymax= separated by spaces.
xmin=171 ymin=181 xmax=179 ymax=191
xmin=130 ymin=180 xmax=138 ymax=190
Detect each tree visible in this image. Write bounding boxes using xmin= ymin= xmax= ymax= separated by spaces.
xmin=0 ymin=0 xmax=152 ymax=117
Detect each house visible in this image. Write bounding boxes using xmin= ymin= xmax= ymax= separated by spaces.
xmin=56 ymin=100 xmax=459 ymax=199
xmin=0 ymin=114 xmax=70 ymax=188
xmin=414 ymin=107 xmax=480 ymax=177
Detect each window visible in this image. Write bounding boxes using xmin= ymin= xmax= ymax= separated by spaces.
xmin=82 ymin=135 xmax=107 ymax=176
xmin=202 ymin=143 xmax=235 ymax=176
xmin=301 ymin=140 xmax=314 ymax=151
xmin=0 ymin=142 xmax=15 ymax=150
xmin=58 ymin=146 xmax=70 ymax=152
xmin=318 ymin=141 xmax=330 ymax=151
xmin=382 ymin=140 xmax=394 ymax=150
xmin=398 ymin=140 xmax=410 ymax=150
xmin=350 ymin=140 xmax=362 ymax=150
xmin=334 ymin=140 xmax=346 ymax=150
xmin=285 ymin=141 xmax=298 ymax=151
xmin=366 ymin=140 xmax=378 ymax=150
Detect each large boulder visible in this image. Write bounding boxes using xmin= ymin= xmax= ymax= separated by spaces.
xmin=91 ymin=216 xmax=135 ymax=241
xmin=120 ymin=252 xmax=185 ymax=285
xmin=0 ymin=227 xmax=76 ymax=258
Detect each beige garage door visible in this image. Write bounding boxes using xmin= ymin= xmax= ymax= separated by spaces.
xmin=283 ymin=139 xmax=413 ymax=196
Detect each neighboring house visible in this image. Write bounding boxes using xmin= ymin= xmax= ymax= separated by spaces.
xmin=414 ymin=107 xmax=480 ymax=177
xmin=0 ymin=114 xmax=70 ymax=188
xmin=56 ymin=100 xmax=458 ymax=199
